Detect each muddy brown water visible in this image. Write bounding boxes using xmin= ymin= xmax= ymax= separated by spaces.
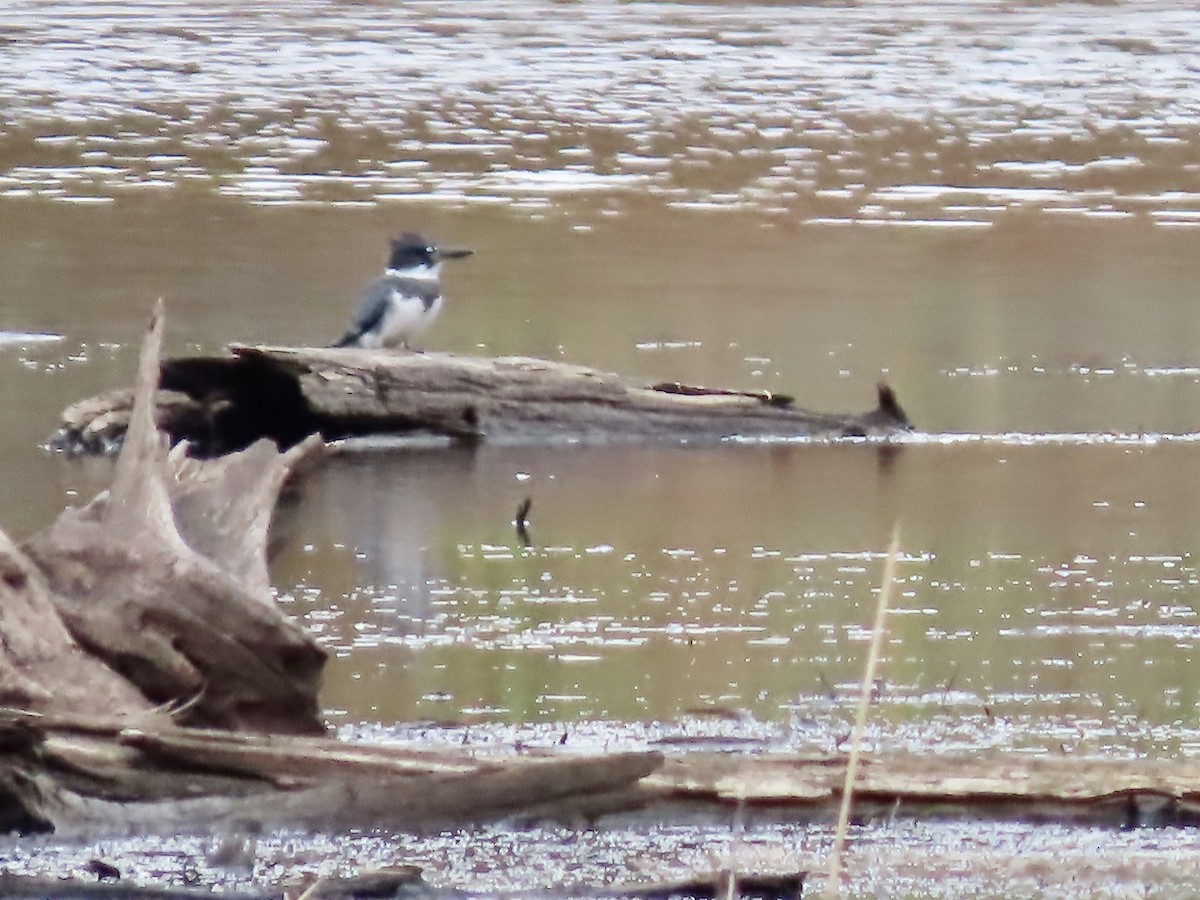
xmin=5 ymin=0 xmax=1200 ymax=895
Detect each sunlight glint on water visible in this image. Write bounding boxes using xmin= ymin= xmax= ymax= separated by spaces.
xmin=5 ymin=1 xmax=1200 ymax=895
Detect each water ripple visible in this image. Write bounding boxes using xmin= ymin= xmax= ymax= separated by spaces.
xmin=4 ymin=1 xmax=1200 ymax=220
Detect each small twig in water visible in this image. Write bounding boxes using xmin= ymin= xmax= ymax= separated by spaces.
xmin=514 ymin=496 xmax=533 ymax=547
xmin=83 ymin=859 xmax=120 ymax=882
xmin=939 ymin=662 xmax=961 ymax=710
xmin=815 ymin=668 xmax=836 ymax=701
xmin=825 ymin=523 xmax=902 ymax=897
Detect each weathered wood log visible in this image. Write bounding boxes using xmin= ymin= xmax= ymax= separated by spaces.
xmin=0 ymin=709 xmax=663 ymax=836
xmin=643 ymin=750 xmax=1200 ymax=828
xmin=18 ymin=305 xmax=327 ymax=736
xmin=51 ymin=345 xmax=911 ymax=456
xmin=7 ymin=702 xmax=1200 ymax=837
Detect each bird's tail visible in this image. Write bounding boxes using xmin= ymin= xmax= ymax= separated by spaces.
xmin=331 ymin=330 xmax=361 ymax=348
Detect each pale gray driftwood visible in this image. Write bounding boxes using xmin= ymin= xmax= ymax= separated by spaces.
xmin=2 ymin=710 xmax=663 ymax=836
xmin=20 ymin=304 xmax=326 ymax=736
xmin=0 ymin=529 xmax=152 ymax=726
xmin=8 ymin=704 xmax=1200 ymax=838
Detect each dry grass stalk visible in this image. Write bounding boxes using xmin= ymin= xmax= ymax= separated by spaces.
xmin=725 ymin=786 xmax=745 ymax=900
xmin=824 ymin=523 xmax=902 ymax=896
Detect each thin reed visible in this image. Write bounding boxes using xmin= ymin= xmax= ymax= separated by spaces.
xmin=825 ymin=523 xmax=902 ymax=895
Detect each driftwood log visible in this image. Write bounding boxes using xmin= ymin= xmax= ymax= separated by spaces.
xmin=52 ymin=345 xmax=912 ymax=456
xmin=4 ymin=703 xmax=1200 ymax=838
xmin=644 ymin=750 xmax=1200 ymax=829
xmin=0 ymin=709 xmax=661 ymax=837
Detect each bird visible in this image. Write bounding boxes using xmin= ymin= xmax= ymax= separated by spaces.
xmin=332 ymin=232 xmax=472 ymax=350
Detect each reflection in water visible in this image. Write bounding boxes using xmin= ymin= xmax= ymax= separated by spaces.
xmin=270 ymin=441 xmax=1200 ymax=760
xmin=297 ymin=453 xmax=456 ymax=619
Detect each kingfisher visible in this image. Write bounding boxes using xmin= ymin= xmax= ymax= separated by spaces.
xmin=333 ymin=233 xmax=472 ymax=349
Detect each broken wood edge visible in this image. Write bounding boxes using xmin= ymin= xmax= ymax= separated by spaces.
xmin=106 ymin=299 xmax=184 ymax=551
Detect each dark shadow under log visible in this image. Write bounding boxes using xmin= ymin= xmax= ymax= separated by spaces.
xmin=53 ymin=345 xmax=912 ymax=456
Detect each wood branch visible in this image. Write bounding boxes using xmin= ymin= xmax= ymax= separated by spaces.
xmin=22 ymin=466 xmax=326 ymax=735
xmin=51 ymin=345 xmax=912 ymax=456
xmin=106 ymin=301 xmax=182 ymax=550
xmin=166 ymin=436 xmax=324 ymax=600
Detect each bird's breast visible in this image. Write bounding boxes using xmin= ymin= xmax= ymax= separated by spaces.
xmin=376 ymin=290 xmax=442 ymax=346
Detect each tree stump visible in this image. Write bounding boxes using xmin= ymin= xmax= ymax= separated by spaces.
xmin=19 ymin=303 xmax=326 ymax=736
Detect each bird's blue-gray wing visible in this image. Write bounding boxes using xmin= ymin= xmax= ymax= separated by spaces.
xmin=333 ymin=278 xmax=393 ymax=347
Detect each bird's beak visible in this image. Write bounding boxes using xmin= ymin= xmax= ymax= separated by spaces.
xmin=437 ymin=247 xmax=473 ymax=261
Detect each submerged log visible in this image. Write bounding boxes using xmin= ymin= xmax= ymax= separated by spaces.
xmin=52 ymin=345 xmax=912 ymax=456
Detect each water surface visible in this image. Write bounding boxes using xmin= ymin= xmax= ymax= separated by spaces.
xmin=4 ymin=1 xmax=1200 ymax=895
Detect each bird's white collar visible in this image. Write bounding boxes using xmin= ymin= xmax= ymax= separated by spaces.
xmin=386 ymin=263 xmax=439 ymax=280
